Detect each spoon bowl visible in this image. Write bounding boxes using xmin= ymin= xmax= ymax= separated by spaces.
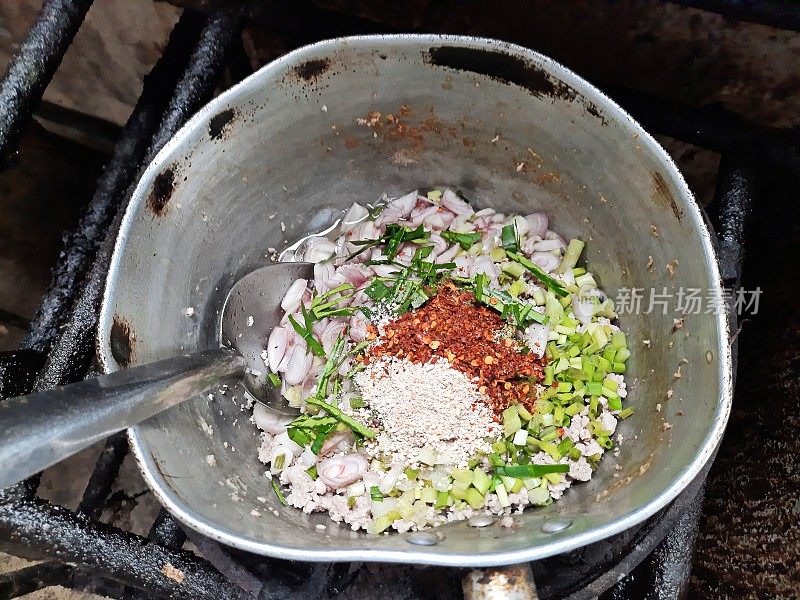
xmin=221 ymin=261 xmax=313 ymax=409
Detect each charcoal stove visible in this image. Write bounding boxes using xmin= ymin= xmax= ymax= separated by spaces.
xmin=1 ymin=1 xmax=792 ymax=598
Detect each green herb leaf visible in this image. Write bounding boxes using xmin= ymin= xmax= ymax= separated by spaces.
xmin=306 ymin=465 xmax=318 ymax=480
xmin=311 ymin=422 xmax=336 ymax=454
xmin=441 ymin=230 xmax=481 ymax=250
xmin=306 ymin=396 xmax=376 ymax=439
xmin=346 ymin=224 xmax=430 ymax=262
xmin=287 ymin=414 xmax=338 ymax=453
xmin=271 ymin=477 xmax=288 ymax=505
xmin=364 ymin=279 xmax=392 ymax=302
xmin=287 ymin=314 xmax=326 ymax=357
xmin=507 ymin=251 xmax=569 ymax=297
xmin=310 ymin=283 xmax=355 ymax=319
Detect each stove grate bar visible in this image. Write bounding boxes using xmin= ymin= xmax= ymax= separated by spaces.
xmin=21 ymin=9 xmax=209 ymax=358
xmin=0 ymin=0 xmax=94 ymax=168
xmin=0 ymin=495 xmax=251 ymax=600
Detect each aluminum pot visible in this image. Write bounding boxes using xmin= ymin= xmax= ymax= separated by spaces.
xmin=97 ymin=35 xmax=731 ymax=566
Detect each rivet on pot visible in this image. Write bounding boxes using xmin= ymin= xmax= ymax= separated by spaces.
xmin=406 ymin=531 xmax=441 ymax=546
xmin=541 ymin=518 xmax=572 ymax=533
xmin=706 ymin=350 xmax=714 ymax=364
xmin=468 ymin=515 xmax=494 ymax=528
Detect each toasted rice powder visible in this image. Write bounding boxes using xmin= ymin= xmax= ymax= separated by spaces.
xmin=353 ymin=357 xmax=501 ymax=468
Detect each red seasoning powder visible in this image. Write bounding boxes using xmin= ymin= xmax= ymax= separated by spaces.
xmin=366 ymin=283 xmax=545 ymax=414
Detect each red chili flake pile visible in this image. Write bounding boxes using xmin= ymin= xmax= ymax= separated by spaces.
xmin=366 ymin=283 xmax=545 ymax=414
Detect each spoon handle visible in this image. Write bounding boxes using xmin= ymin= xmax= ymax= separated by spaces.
xmin=0 ymin=348 xmax=245 ymax=490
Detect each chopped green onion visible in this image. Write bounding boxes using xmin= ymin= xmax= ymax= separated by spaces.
xmin=272 ymin=454 xmax=289 ymax=473
xmin=306 ymin=465 xmax=318 ymax=480
xmin=371 ymin=511 xmax=400 ymax=533
xmin=617 ymin=407 xmax=635 ymax=419
xmin=464 ymin=487 xmax=486 ymax=509
xmin=267 ymin=372 xmax=281 ymax=387
xmin=503 ymin=405 xmax=522 ymax=436
xmin=557 ymin=438 xmax=575 ymax=456
xmin=494 ymin=464 xmax=569 ymax=478
xmin=451 ymin=468 xmax=474 ymax=485
xmin=472 ymin=468 xmax=492 ymax=494
xmin=370 ymin=485 xmax=383 ymax=501
xmin=427 ymin=189 xmax=443 ymax=201
xmin=500 ymin=223 xmax=519 ymax=252
xmin=404 ymin=467 xmax=419 ymax=480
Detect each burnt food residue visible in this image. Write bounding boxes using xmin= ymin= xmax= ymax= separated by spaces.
xmin=426 ymin=46 xmax=607 ymax=124
xmin=110 ymin=315 xmax=135 ymax=368
xmin=426 ymin=46 xmax=577 ymax=102
xmin=208 ymin=108 xmax=237 ymax=140
xmin=147 ymin=167 xmax=176 ymax=217
xmin=651 ymin=171 xmax=684 ymax=221
xmin=293 ymin=58 xmax=331 ymax=82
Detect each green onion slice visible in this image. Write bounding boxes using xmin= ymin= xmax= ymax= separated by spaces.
xmin=494 ymin=464 xmax=569 ymax=478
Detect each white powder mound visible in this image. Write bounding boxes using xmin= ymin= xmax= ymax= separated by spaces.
xmin=354 ymin=357 xmax=501 ymax=468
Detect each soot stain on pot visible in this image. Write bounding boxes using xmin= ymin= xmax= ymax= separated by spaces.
xmin=110 ymin=315 xmax=135 ymax=368
xmin=293 ymin=57 xmax=331 ymax=82
xmin=425 ymin=46 xmax=608 ymax=125
xmin=651 ymin=171 xmax=684 ymax=221
xmin=147 ymin=165 xmax=178 ymax=217
xmin=208 ymin=108 xmax=237 ymax=140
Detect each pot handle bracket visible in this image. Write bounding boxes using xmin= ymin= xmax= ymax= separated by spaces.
xmin=463 ymin=563 xmax=539 ymax=600
xmin=705 ymin=155 xmax=755 ymax=379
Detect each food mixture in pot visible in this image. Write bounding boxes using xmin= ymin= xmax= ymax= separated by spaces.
xmin=254 ymin=189 xmax=632 ymax=533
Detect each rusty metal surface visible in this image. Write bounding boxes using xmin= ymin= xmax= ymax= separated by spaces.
xmin=98 ymin=34 xmax=731 ymax=566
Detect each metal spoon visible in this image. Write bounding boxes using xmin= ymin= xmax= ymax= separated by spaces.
xmin=0 ymin=262 xmax=313 ymax=490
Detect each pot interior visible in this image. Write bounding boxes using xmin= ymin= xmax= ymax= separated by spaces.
xmin=98 ymin=35 xmax=730 ymax=565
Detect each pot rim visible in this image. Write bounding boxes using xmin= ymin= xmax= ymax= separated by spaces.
xmin=99 ymin=33 xmax=733 ymax=566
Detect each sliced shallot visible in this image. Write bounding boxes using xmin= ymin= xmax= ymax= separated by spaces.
xmin=281 ymin=278 xmax=307 ymax=313
xmin=531 ymin=251 xmax=561 ymax=273
xmin=266 ymin=326 xmax=288 ymax=372
xmin=318 ymin=454 xmax=369 ymax=489
xmin=342 ymin=202 xmax=369 ymax=231
xmin=441 ymin=189 xmax=474 ymax=217
xmin=253 ymin=403 xmax=294 ymax=435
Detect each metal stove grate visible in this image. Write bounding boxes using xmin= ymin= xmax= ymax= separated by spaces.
xmin=2 ymin=1 xmax=790 ymax=598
